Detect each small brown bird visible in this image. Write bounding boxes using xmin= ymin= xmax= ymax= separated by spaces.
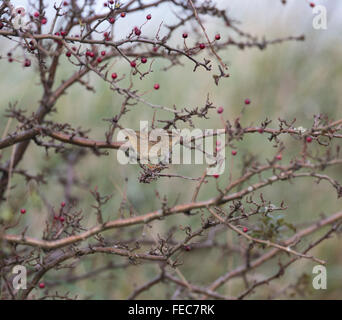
xmin=121 ymin=128 xmax=181 ymax=165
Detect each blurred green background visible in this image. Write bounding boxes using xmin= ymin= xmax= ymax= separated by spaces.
xmin=1 ymin=0 xmax=342 ymax=299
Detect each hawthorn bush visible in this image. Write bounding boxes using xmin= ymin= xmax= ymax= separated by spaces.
xmin=0 ymin=0 xmax=341 ymax=300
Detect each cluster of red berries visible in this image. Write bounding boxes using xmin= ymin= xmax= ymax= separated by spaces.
xmin=53 ymin=202 xmax=67 ymax=222
xmin=7 ymin=52 xmax=13 ymax=62
xmin=104 ymin=32 xmax=110 ymax=41
xmin=134 ymin=27 xmax=141 ymax=36
xmin=86 ymin=50 xmax=95 ymax=58
xmin=104 ymin=0 xmax=115 ymax=6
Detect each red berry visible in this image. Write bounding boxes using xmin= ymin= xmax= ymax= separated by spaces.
xmin=41 ymin=17 xmax=47 ymax=24
xmin=59 ymin=216 xmax=65 ymax=222
xmin=104 ymin=2 xmax=108 ymax=7
xmin=97 ymin=57 xmax=102 ymax=63
xmin=24 ymin=59 xmax=31 ymax=67
xmin=199 ymin=43 xmax=206 ymax=50
xmin=111 ymin=72 xmax=118 ymax=79
xmin=258 ymin=128 xmax=264 ymax=134
xmin=141 ymin=57 xmax=147 ymax=64
xmin=39 ymin=283 xmax=45 ymax=289
xmin=61 ymin=31 xmax=67 ymax=37
xmin=146 ymin=14 xmax=152 ymax=20
xmin=20 ymin=209 xmax=26 ymax=214
xmin=104 ymin=32 xmax=109 ymax=38
xmin=61 ymin=201 xmax=66 ymax=207
xmin=152 ymin=46 xmax=158 ymax=52
xmin=109 ymin=0 xmax=114 ymax=4
xmin=184 ymin=246 xmax=191 ymax=252
xmin=244 ymin=98 xmax=251 ymax=105
xmin=215 ymin=34 xmax=221 ymax=40
xmin=310 ymin=2 xmax=315 ymax=8
xmin=231 ymin=150 xmax=237 ymax=156
xmin=130 ymin=61 xmax=137 ymax=68
xmin=101 ymin=50 xmax=106 ymax=56
xmin=213 ymin=174 xmax=220 ymax=179
xmin=306 ymin=136 xmax=313 ymax=143
xmin=109 ymin=17 xmax=115 ymax=24
xmin=34 ymin=12 xmax=40 ymax=18
xmin=89 ymin=51 xmax=95 ymax=58
xmin=54 ymin=215 xmax=59 ymax=220
xmin=8 ymin=58 xmax=13 ymax=63
xmin=243 ymin=227 xmax=249 ymax=233
xmin=134 ymin=27 xmax=141 ymax=36
xmin=276 ymin=154 xmax=282 ymax=161
xmin=66 ymin=51 xmax=71 ymax=57
xmin=55 ymin=32 xmax=60 ymax=36
xmin=154 ymin=83 xmax=160 ymax=90
xmin=121 ymin=12 xmax=126 ymax=18
xmin=0 ymin=22 xmax=3 ymax=29
xmin=182 ymin=32 xmax=188 ymax=39
xmin=63 ymin=1 xmax=68 ymax=5
xmin=217 ymin=106 xmax=224 ymax=114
